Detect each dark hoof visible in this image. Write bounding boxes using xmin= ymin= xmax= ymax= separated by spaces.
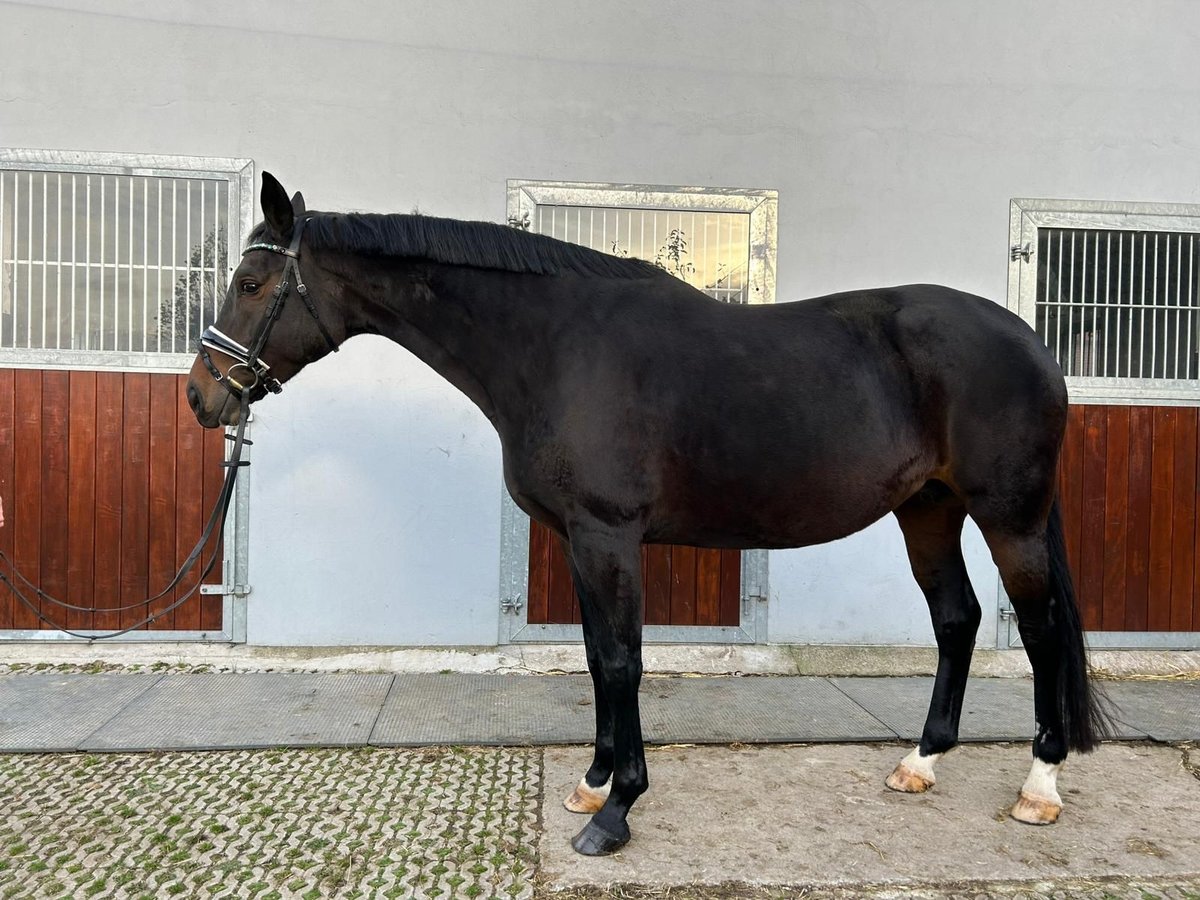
xmin=571 ymin=818 xmax=631 ymax=856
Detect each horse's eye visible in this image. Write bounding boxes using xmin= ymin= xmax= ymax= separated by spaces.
xmin=240 ymin=280 xmax=261 ymax=295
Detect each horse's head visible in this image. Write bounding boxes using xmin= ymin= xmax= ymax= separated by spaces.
xmin=186 ymin=172 xmax=343 ymax=428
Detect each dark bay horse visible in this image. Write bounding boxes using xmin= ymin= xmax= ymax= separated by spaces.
xmin=187 ymin=173 xmax=1108 ymax=856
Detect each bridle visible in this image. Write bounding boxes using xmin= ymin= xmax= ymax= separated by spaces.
xmin=198 ymin=217 xmax=339 ymax=400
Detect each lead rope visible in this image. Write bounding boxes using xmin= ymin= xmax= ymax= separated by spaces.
xmin=0 ymin=390 xmax=253 ymax=640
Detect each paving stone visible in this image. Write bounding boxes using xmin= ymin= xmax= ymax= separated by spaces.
xmin=0 ymin=746 xmax=539 ymax=899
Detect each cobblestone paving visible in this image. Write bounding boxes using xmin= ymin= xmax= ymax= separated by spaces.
xmin=0 ymin=747 xmax=539 ymax=899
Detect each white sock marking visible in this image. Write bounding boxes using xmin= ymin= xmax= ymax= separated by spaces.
xmin=577 ymin=776 xmax=611 ymax=799
xmin=1020 ymin=758 xmax=1063 ymax=804
xmin=899 ymin=746 xmax=942 ymax=783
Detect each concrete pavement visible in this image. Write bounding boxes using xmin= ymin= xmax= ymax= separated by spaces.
xmin=0 ymin=668 xmax=1197 ymax=897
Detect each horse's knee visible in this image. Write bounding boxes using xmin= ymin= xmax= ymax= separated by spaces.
xmin=933 ymin=602 xmax=981 ymax=644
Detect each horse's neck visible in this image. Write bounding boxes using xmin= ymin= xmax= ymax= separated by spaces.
xmin=356 ymin=263 xmax=557 ymax=426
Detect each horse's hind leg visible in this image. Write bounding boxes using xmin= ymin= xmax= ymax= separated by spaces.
xmin=887 ymin=482 xmax=979 ymax=793
xmin=563 ymin=523 xmax=648 ymax=856
xmin=974 ymin=499 xmax=1105 ymax=825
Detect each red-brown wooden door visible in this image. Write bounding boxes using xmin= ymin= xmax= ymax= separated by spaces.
xmin=525 ymin=521 xmax=742 ymax=626
xmin=0 ymin=368 xmax=227 ymax=633
xmin=1056 ymin=403 xmax=1200 ymax=633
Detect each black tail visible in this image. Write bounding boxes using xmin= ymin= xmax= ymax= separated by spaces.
xmin=1045 ymin=498 xmax=1113 ymax=752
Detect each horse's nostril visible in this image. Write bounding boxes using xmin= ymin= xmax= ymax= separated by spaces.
xmin=187 ymin=383 xmax=202 ymax=415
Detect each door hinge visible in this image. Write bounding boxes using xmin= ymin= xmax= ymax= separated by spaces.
xmin=998 ymin=606 xmax=1017 ymax=621
xmin=1010 ymin=242 xmax=1034 ymax=263
xmin=201 ymin=584 xmax=252 ymax=597
xmin=500 ymin=597 xmax=524 ymax=614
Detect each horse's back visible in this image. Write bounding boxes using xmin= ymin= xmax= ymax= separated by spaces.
xmin=520 ymin=281 xmax=1067 ymax=548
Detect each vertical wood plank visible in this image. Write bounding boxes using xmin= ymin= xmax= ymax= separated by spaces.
xmin=0 ymin=370 xmax=14 ymax=629
xmin=1079 ymin=405 xmax=1107 ymax=631
xmin=1124 ymin=406 xmax=1153 ymax=631
xmin=644 ymin=545 xmax=671 ymax=625
xmin=547 ymin=536 xmax=577 ymax=624
xmin=695 ymin=548 xmax=722 ymax=626
xmin=525 ymin=520 xmax=551 ymax=624
xmin=1195 ymin=413 xmax=1200 ymax=632
xmin=12 ymin=370 xmax=43 ymax=629
xmin=1147 ymin=407 xmax=1176 ymax=631
xmin=670 ymin=545 xmax=697 ymax=626
xmin=719 ymin=549 xmax=741 ymax=627
xmin=40 ymin=371 xmax=71 ymax=632
xmin=120 ymin=373 xmax=151 ymax=631
xmin=199 ymin=425 xmax=227 ymax=631
xmin=1101 ymin=406 xmax=1129 ymax=631
xmin=172 ymin=376 xmax=205 ymax=631
xmin=67 ymin=371 xmax=97 ymax=631
xmin=93 ymin=373 xmax=124 ymax=631
xmin=147 ymin=375 xmax=177 ymax=630
xmin=1059 ymin=405 xmax=1086 ymax=592
xmin=1169 ymin=407 xmax=1197 ymax=632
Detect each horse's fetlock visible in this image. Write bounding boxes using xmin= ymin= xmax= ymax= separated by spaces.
xmin=920 ymin=729 xmax=958 ymax=756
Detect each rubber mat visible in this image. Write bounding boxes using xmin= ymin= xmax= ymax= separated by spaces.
xmin=371 ymin=673 xmax=596 ymax=746
xmin=830 ymin=676 xmax=1151 ymax=742
xmin=639 ymin=676 xmax=896 ymax=743
xmin=831 ymin=676 xmax=1039 ymax=742
xmin=371 ymin=673 xmax=896 ymax=746
xmin=1102 ymin=679 xmax=1200 ymax=741
xmin=82 ymin=672 xmax=394 ymax=751
xmin=0 ymin=673 xmax=163 ymax=752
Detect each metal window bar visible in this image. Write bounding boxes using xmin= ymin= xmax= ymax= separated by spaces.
xmin=0 ymin=169 xmax=229 ymax=358
xmin=533 ymin=204 xmax=752 ymax=305
xmin=1035 ymin=227 xmax=1200 ymax=381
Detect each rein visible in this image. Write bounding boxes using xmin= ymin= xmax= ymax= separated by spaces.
xmin=0 ymin=220 xmax=337 ymax=640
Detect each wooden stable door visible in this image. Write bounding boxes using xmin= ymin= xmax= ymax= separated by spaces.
xmin=1057 ymin=403 xmax=1200 ymax=632
xmin=0 ymin=368 xmax=227 ymax=632
xmin=526 ymin=521 xmax=741 ymax=627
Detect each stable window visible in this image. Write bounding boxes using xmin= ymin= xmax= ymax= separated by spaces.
xmin=0 ymin=150 xmax=253 ymax=371
xmin=500 ymin=180 xmax=777 ymax=645
xmin=1008 ymin=199 xmax=1200 ymax=403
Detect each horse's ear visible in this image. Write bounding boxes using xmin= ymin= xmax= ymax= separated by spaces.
xmin=291 ymin=191 xmax=306 ymax=217
xmin=260 ymin=171 xmax=294 ymax=237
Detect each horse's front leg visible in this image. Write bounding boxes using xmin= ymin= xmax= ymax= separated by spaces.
xmin=563 ymin=523 xmax=647 ymax=856
xmin=562 ymin=539 xmax=614 ymax=815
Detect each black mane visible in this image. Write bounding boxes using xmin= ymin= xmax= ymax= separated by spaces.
xmin=257 ymin=212 xmax=665 ymax=280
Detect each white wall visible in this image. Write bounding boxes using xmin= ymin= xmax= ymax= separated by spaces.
xmin=3 ymin=0 xmax=1199 ymax=646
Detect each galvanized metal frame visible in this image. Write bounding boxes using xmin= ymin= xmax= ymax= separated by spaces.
xmin=1001 ymin=197 xmax=1200 ymax=650
xmin=0 ymin=149 xmax=255 ymax=643
xmin=499 ymin=180 xmax=777 ymax=644
xmin=0 ymin=149 xmax=254 ymax=374
xmin=1008 ymin=197 xmax=1200 ymax=406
